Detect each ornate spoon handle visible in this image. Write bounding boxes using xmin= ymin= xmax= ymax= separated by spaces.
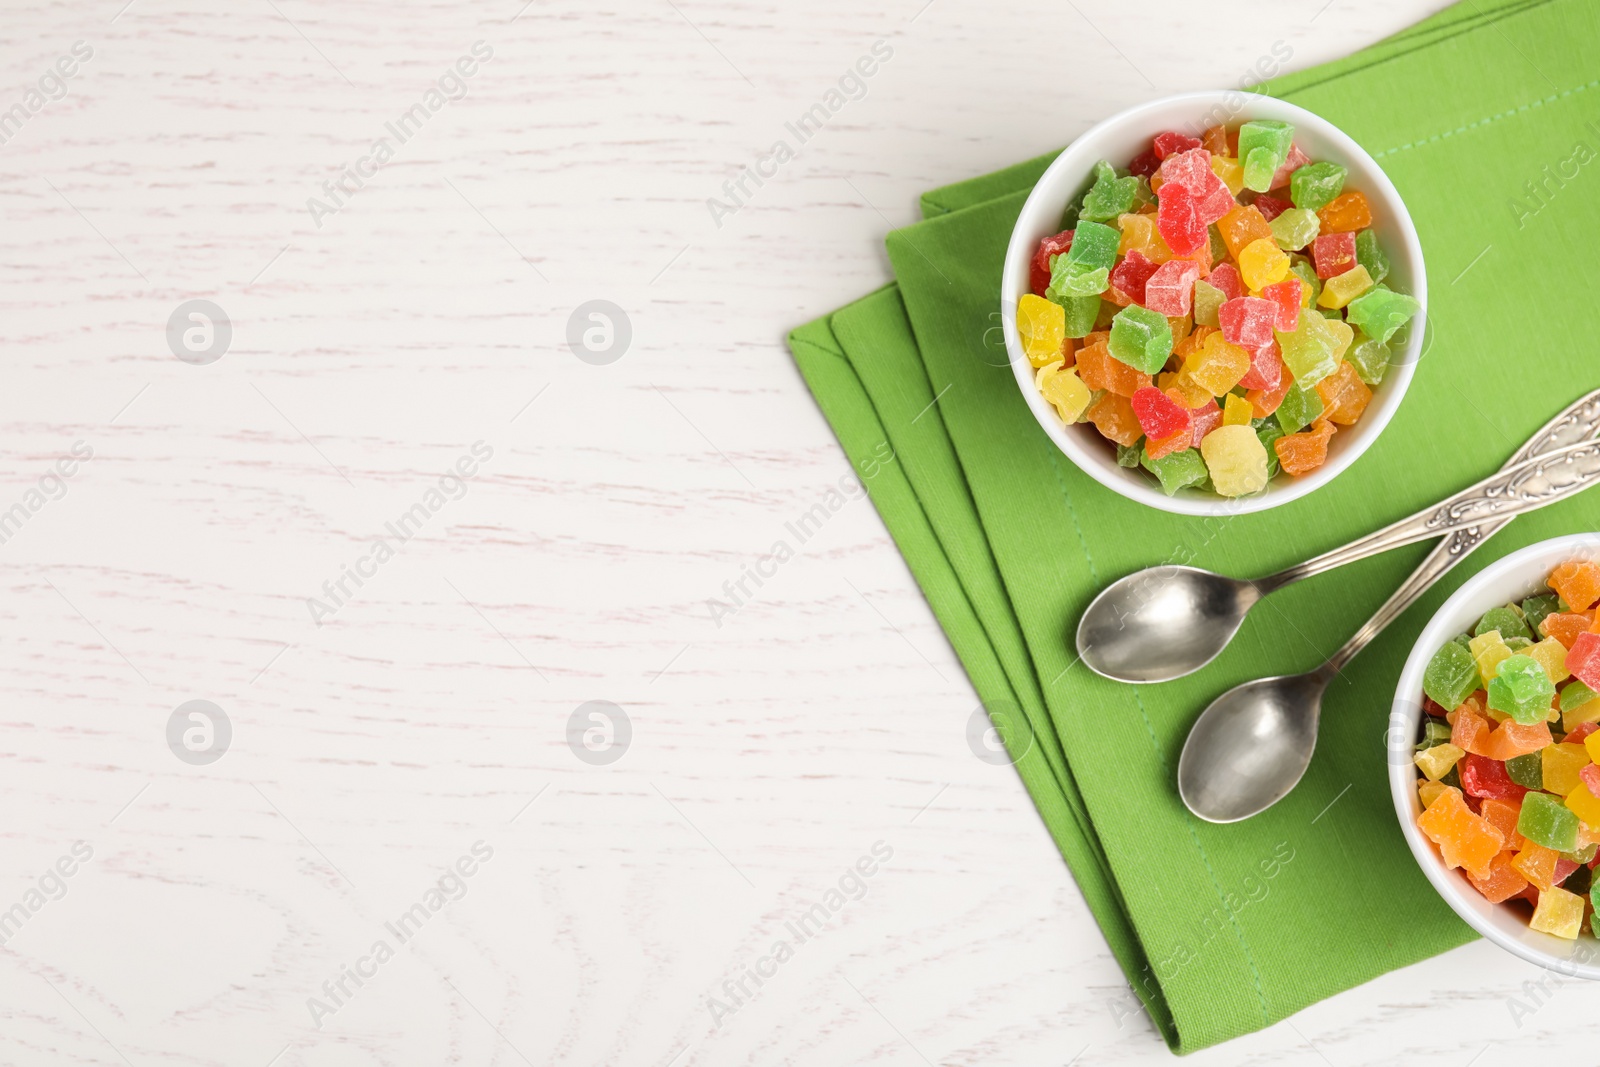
xmin=1259 ymin=438 xmax=1600 ymax=593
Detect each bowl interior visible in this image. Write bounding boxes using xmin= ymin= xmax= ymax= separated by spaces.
xmin=1390 ymin=533 xmax=1600 ymax=977
xmin=1003 ymin=91 xmax=1426 ymax=516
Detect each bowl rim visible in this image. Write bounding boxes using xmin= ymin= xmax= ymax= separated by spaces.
xmin=1389 ymin=532 xmax=1600 ymax=978
xmin=1001 ymin=89 xmax=1427 ymax=517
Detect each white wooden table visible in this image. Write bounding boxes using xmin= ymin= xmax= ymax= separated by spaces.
xmin=2 ymin=0 xmax=1586 ymax=1063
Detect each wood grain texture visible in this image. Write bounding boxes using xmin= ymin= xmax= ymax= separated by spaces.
xmin=0 ymin=0 xmax=1587 ymax=1064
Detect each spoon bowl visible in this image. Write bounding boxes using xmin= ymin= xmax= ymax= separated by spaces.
xmin=1076 ymin=566 xmax=1258 ymax=682
xmin=1176 ymin=670 xmax=1329 ymax=823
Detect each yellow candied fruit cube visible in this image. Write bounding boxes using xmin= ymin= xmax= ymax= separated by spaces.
xmin=1325 ymin=319 xmax=1354 ymax=362
xmin=1169 ymin=314 xmax=1193 ymax=347
xmin=1036 ymin=361 xmax=1091 ymax=424
xmin=1238 ymin=238 xmax=1290 ymax=291
xmin=1117 ymin=213 xmax=1173 ymax=262
xmin=1318 ymin=264 xmax=1376 ymax=309
xmin=1568 ymin=782 xmax=1600 ymax=827
xmin=1542 ymin=742 xmax=1591 ymax=796
xmin=1418 ymin=780 xmax=1454 ymax=808
xmin=1469 ymin=630 xmax=1514 ymax=683
xmin=1415 ymin=743 xmax=1465 ymax=781
xmin=1186 ymin=332 xmax=1251 ymax=396
xmin=1018 ymin=294 xmax=1067 ymax=368
xmin=1199 ymin=424 xmax=1269 ymax=498
xmin=1222 ymin=393 xmax=1254 ymax=426
xmin=1528 ymin=636 xmax=1571 ymax=685
xmin=1565 ymin=694 xmax=1600 ymax=733
xmin=1210 ymin=155 xmax=1244 ymax=195
xmin=1531 ymin=886 xmax=1585 ymax=940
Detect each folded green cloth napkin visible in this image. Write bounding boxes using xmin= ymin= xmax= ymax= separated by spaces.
xmin=789 ymin=0 xmax=1600 ymax=1052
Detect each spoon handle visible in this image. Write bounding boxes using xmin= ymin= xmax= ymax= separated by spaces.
xmin=1315 ymin=394 xmax=1600 ymax=675
xmin=1260 ymin=438 xmax=1600 ymax=594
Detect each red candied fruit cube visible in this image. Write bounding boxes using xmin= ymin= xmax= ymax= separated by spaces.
xmin=1128 ymin=148 xmax=1161 ymax=179
xmin=1131 ymin=386 xmax=1193 ymax=443
xmin=1158 ymin=148 xmax=1214 ymax=195
xmin=1261 ymin=279 xmax=1302 ymax=332
xmin=1423 ymin=696 xmax=1449 ymax=717
xmin=1109 ymin=249 xmax=1159 ymax=306
xmin=1218 ymin=296 xmax=1277 ymax=349
xmin=1312 ymin=232 xmax=1358 ymax=279
xmin=1153 ymin=131 xmax=1203 ymax=161
xmin=1253 ymin=194 xmax=1293 ymax=223
xmin=1208 ymin=263 xmax=1244 ymax=302
xmin=1580 ymin=761 xmax=1600 ymax=796
xmin=1156 ymin=185 xmax=1207 ymax=256
xmin=1144 ymin=259 xmax=1200 ymax=316
xmin=1195 ymin=173 xmax=1237 ymax=226
xmin=1568 ymin=721 xmax=1600 ymax=747
xmin=1238 ymin=341 xmax=1284 ymax=392
xmin=1031 ymin=230 xmax=1074 ymax=296
xmin=1460 ymin=753 xmax=1529 ymax=801
xmin=1555 ymin=856 xmax=1582 ymax=887
xmin=1569 ymin=632 xmax=1600 ymax=690
xmin=1189 ymin=399 xmax=1222 ymax=447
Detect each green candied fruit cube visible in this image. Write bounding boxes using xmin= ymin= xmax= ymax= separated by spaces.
xmin=1131 ymin=176 xmax=1157 ymax=213
xmin=1451 ymin=633 xmax=1473 ymax=649
xmin=1345 ymin=285 xmax=1421 ymax=344
xmin=1242 ymin=146 xmax=1278 ymax=193
xmin=1518 ymin=791 xmax=1579 ymax=852
xmin=1487 ymin=653 xmax=1556 ymax=725
xmin=1140 ymin=445 xmax=1208 ymax=495
xmin=1354 ymin=229 xmax=1390 ymax=284
xmin=1415 ymin=720 xmax=1453 ymax=751
xmin=1561 ymin=679 xmax=1599 ymax=713
xmin=1523 ymin=593 xmax=1561 ymax=636
xmin=1565 ymin=864 xmax=1593 ymax=898
xmin=1116 ymin=442 xmax=1143 ymax=468
xmin=1238 ymin=119 xmax=1293 ymax=191
xmin=1506 ymin=636 xmax=1534 ymax=651
xmin=1107 ymin=305 xmax=1173 ymax=374
xmin=1289 ymin=161 xmax=1347 ymax=213
xmin=1068 ymin=219 xmax=1120 ymax=271
xmin=1269 ymin=208 xmax=1320 ymax=252
xmin=1059 ymin=294 xmax=1102 ymax=338
xmin=1346 ymin=331 xmax=1391 ymax=386
xmin=1275 ymin=381 xmax=1324 ymax=434
xmin=1193 ymin=279 xmax=1225 ymax=328
xmin=1048 ymin=260 xmax=1108 ymax=301
xmin=1079 ymin=160 xmax=1140 ymax=223
xmin=1476 ymin=605 xmax=1532 ymax=642
xmin=1505 ymin=751 xmax=1544 ymax=789
xmin=1277 ymin=315 xmax=1339 ymax=387
xmin=1423 ymin=640 xmax=1482 ymax=710
xmin=1288 ymin=254 xmax=1323 ymax=306
xmin=1255 ymin=420 xmax=1284 ymax=478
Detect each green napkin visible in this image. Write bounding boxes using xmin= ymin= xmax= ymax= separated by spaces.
xmin=790 ymin=0 xmax=1600 ymax=1052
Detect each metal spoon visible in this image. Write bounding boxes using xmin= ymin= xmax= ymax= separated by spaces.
xmin=1078 ymin=397 xmax=1600 ymax=684
xmin=1178 ymin=420 xmax=1600 ymax=824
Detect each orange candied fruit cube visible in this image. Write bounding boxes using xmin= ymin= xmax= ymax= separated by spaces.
xmin=1247 ymin=374 xmax=1293 ymax=419
xmin=1217 ymin=203 xmax=1274 ymax=261
xmin=1274 ymin=419 xmax=1337 ymax=477
xmin=1417 ymin=788 xmax=1505 ymax=879
xmin=1479 ymin=797 xmax=1526 ymax=850
xmin=1076 ymin=339 xmax=1150 ymax=397
xmin=1511 ymin=842 xmax=1562 ymax=892
xmin=1541 ymin=611 xmax=1595 ymax=649
xmin=1313 ymin=361 xmax=1373 ymax=426
xmin=1201 ymin=124 xmax=1234 ymax=157
xmin=1550 ymin=559 xmax=1600 ymax=612
xmin=1085 ymin=393 xmax=1143 ymax=447
xmin=1481 ymin=718 xmax=1553 ymax=761
xmin=1468 ymin=851 xmax=1530 ymax=904
xmin=1451 ymin=705 xmax=1494 ymax=756
xmin=1317 ymin=191 xmax=1374 ymax=233
xmin=1059 ymin=336 xmax=1079 ymax=368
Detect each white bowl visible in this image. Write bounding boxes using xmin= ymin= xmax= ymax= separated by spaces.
xmin=1390 ymin=533 xmax=1600 ymax=978
xmin=1002 ymin=90 xmax=1426 ymax=517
